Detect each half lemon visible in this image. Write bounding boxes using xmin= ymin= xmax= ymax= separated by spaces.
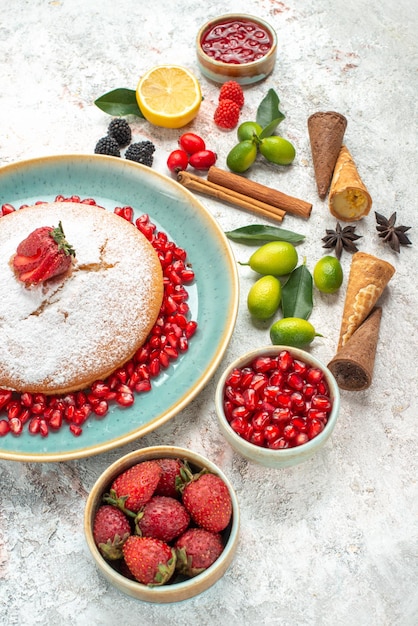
xmin=136 ymin=65 xmax=202 ymax=129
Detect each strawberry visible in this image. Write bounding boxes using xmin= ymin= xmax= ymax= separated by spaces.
xmin=122 ymin=536 xmax=176 ymax=586
xmin=175 ymin=528 xmax=224 ymax=577
xmin=155 ymin=457 xmax=184 ymax=497
xmin=219 ymin=81 xmax=244 ymax=109
xmin=93 ymin=504 xmax=131 ymax=560
xmin=214 ymin=99 xmax=240 ymax=130
xmin=180 ymin=472 xmax=232 ymax=533
xmin=104 ymin=460 xmax=162 ymax=515
xmin=13 ymin=221 xmax=75 ymax=284
xmin=135 ymin=495 xmax=190 ymax=543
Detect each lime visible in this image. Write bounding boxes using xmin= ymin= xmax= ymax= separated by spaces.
xmin=226 ymin=140 xmax=258 ymax=173
xmin=270 ymin=317 xmax=319 ymax=348
xmin=237 ymin=121 xmax=263 ymax=142
xmin=247 ymin=275 xmax=282 ymax=320
xmin=247 ymin=241 xmax=298 ymax=276
xmin=259 ymin=136 xmax=296 ymax=166
xmin=313 ymin=256 xmax=343 ymax=293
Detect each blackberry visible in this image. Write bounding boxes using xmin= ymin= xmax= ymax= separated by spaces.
xmin=94 ymin=136 xmax=120 ymax=157
xmin=125 ymin=141 xmax=156 ymax=167
xmin=107 ymin=118 xmax=132 ymax=148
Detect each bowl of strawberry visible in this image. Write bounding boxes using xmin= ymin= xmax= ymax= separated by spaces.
xmin=215 ymin=346 xmax=340 ymax=468
xmin=84 ymin=446 xmax=240 ymax=602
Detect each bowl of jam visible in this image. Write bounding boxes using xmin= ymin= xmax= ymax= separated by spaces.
xmin=196 ymin=14 xmax=277 ymax=85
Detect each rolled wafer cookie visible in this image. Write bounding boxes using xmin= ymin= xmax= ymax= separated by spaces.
xmin=307 ymin=111 xmax=347 ymax=199
xmin=338 ymin=251 xmax=395 ymax=350
xmin=328 ymin=307 xmax=382 ymax=390
xmin=329 ymin=145 xmax=372 ymax=221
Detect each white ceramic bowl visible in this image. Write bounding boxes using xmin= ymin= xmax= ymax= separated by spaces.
xmin=215 ymin=346 xmax=340 ymax=468
xmin=196 ymin=14 xmax=277 ymax=85
xmin=84 ymin=445 xmax=240 ymax=603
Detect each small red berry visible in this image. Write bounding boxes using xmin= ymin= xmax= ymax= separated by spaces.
xmin=167 ymin=149 xmax=189 ymax=174
xmin=178 ymin=132 xmax=206 ymax=155
xmin=219 ymin=81 xmax=244 ymax=109
xmin=214 ymin=99 xmax=240 ymax=130
xmin=188 ymin=150 xmax=217 ymax=170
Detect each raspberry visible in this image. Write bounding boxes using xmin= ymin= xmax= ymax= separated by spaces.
xmin=214 ymin=99 xmax=240 ymax=130
xmin=94 ymin=136 xmax=120 ymax=157
xmin=219 ymin=81 xmax=244 ymax=109
xmin=107 ymin=118 xmax=132 ymax=147
xmin=125 ymin=141 xmax=156 ymax=167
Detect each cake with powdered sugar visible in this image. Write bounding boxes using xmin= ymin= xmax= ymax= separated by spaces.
xmin=0 ymin=202 xmax=164 ymax=394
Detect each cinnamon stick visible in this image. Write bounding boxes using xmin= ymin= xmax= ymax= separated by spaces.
xmin=207 ymin=166 xmax=312 ymax=219
xmin=177 ymin=170 xmax=285 ymax=223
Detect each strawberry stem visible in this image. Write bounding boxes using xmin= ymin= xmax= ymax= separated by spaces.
xmin=50 ymin=221 xmax=76 ymax=257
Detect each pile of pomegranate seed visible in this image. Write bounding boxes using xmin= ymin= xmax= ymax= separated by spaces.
xmin=223 ymin=351 xmax=333 ymax=449
xmin=0 ymin=195 xmax=197 ymax=438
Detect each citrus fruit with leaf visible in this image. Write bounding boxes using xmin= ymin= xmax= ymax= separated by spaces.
xmin=136 ymin=66 xmax=202 ymax=129
xmin=247 ymin=275 xmax=281 ymax=320
xmin=246 ymin=241 xmax=298 ymax=276
xmin=270 ymin=317 xmax=320 ymax=348
xmin=259 ymin=136 xmax=296 ymax=165
xmin=313 ymin=256 xmax=343 ymax=293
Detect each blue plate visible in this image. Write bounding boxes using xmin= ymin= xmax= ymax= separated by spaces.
xmin=0 ymin=155 xmax=239 ymax=462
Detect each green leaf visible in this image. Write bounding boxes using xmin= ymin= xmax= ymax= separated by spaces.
xmin=225 ymin=224 xmax=305 ymax=245
xmin=256 ymin=89 xmax=285 ymax=136
xmin=94 ymin=88 xmax=145 ymax=117
xmin=281 ymin=261 xmax=313 ymax=320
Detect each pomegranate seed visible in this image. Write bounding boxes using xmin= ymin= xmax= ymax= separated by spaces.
xmin=0 ymin=390 xmax=13 ymax=410
xmin=306 ymin=367 xmax=324 ymax=384
xmin=21 ymin=392 xmax=33 ymax=408
xmin=250 ymin=431 xmax=265 ymax=446
xmin=277 ymin=350 xmax=293 ymax=371
xmin=39 ymin=419 xmax=49 ymax=437
xmin=93 ymin=400 xmax=109 ymax=417
xmin=28 ymin=418 xmax=41 ymax=434
xmin=268 ymin=437 xmax=289 ymax=449
xmin=0 ymin=420 xmax=10 ymax=436
xmin=243 ymin=388 xmax=257 ymax=411
xmin=116 ymin=389 xmax=134 ymax=407
xmin=7 ymin=401 xmax=21 ymax=420
xmin=8 ymin=417 xmax=23 ymax=435
xmin=1 ymin=203 xmax=16 ymax=216
xmin=294 ymin=433 xmax=309 ymax=446
xmin=264 ymin=424 xmax=280 ymax=442
xmin=49 ymin=410 xmax=63 ymax=430
xmin=287 ymin=373 xmax=304 ymax=391
xmin=308 ymin=418 xmax=324 ymax=439
xmin=252 ymin=410 xmax=270 ymax=431
xmin=135 ymin=380 xmax=152 ymax=393
xmin=311 ymin=395 xmax=332 ymax=411
xmin=69 ymin=424 xmax=83 ymax=436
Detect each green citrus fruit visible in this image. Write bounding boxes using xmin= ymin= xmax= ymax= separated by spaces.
xmin=226 ymin=140 xmax=258 ymax=173
xmin=270 ymin=317 xmax=319 ymax=348
xmin=247 ymin=241 xmax=298 ymax=276
xmin=237 ymin=121 xmax=263 ymax=142
xmin=259 ymin=136 xmax=296 ymax=165
xmin=247 ymin=275 xmax=282 ymax=320
xmin=313 ymin=256 xmax=343 ymax=293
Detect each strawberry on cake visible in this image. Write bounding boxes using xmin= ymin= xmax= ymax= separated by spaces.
xmin=0 ymin=202 xmax=164 ymax=395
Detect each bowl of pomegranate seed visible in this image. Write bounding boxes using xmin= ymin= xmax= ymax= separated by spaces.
xmin=84 ymin=445 xmax=240 ymax=602
xmin=215 ymin=346 xmax=340 ymax=468
xmin=196 ymin=14 xmax=277 ymax=84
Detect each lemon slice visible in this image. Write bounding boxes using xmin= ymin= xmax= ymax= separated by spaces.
xmin=136 ymin=66 xmax=202 ymax=129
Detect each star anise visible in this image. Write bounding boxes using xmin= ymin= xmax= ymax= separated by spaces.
xmin=375 ymin=211 xmax=412 ymax=253
xmin=321 ymin=222 xmax=362 ymax=259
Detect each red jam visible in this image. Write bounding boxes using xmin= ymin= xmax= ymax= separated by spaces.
xmin=201 ymin=18 xmax=273 ymax=65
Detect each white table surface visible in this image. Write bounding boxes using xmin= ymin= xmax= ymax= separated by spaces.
xmin=0 ymin=1 xmax=417 ymax=624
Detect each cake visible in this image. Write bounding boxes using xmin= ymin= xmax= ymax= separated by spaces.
xmin=0 ymin=202 xmax=164 ymax=395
